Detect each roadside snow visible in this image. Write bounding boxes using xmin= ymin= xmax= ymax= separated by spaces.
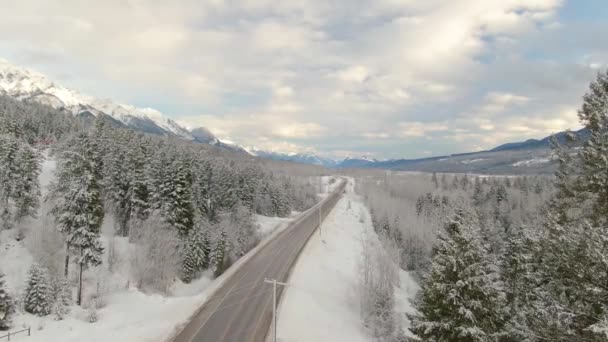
xmin=2 ymin=152 xmax=306 ymax=342
xmin=256 ymin=214 xmax=296 ymax=239
xmin=275 ymin=178 xmax=419 ymax=342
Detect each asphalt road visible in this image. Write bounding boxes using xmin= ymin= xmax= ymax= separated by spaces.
xmin=173 ymin=180 xmax=346 ymax=342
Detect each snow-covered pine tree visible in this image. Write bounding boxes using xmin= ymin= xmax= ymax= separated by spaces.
xmin=232 ymin=204 xmax=258 ymax=258
xmin=201 ymin=227 xmax=211 ymax=270
xmin=576 ymin=70 xmax=608 ymax=226
xmin=128 ymin=133 xmax=151 ymax=222
xmin=0 ymin=272 xmax=13 ymax=330
xmin=528 ymin=70 xmax=608 ymax=341
xmin=0 ymin=135 xmax=20 ymax=229
xmin=103 ymin=132 xmax=132 ymax=236
xmin=238 ymin=169 xmax=256 ymax=211
xmin=52 ymin=276 xmax=71 ymax=320
xmin=548 ymin=133 xmax=581 ymax=225
xmin=212 ymin=230 xmax=228 ymax=277
xmin=270 ymin=182 xmax=290 ymax=217
xmin=181 ymin=228 xmax=206 ymax=283
xmin=160 ymin=153 xmax=194 ymax=238
xmin=23 ymin=264 xmax=53 ymax=316
xmin=500 ymin=225 xmax=537 ymax=342
xmin=13 ymin=143 xmax=41 ymax=223
xmin=50 ymin=133 xmax=104 ymax=305
xmin=410 ymin=209 xmax=506 ymax=342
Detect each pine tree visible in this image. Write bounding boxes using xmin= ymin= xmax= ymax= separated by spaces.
xmin=527 ymin=70 xmax=608 ymax=341
xmin=50 ymin=133 xmax=104 ymax=305
xmin=182 ymin=228 xmax=207 ymax=283
xmin=576 ymin=70 xmax=608 ymax=226
xmin=52 ymin=277 xmax=71 ymax=320
xmin=0 ymin=136 xmax=20 ymax=229
xmin=500 ymin=225 xmax=537 ymax=341
xmin=160 ymin=154 xmax=194 ymax=237
xmin=232 ymin=205 xmax=257 ymax=257
xmin=24 ymin=264 xmax=53 ymax=316
xmin=104 ymin=134 xmax=132 ymax=236
xmin=200 ymin=228 xmax=211 ymax=270
xmin=410 ymin=210 xmax=505 ymax=342
xmin=528 ymin=214 xmax=608 ymax=341
xmin=128 ymin=134 xmax=151 ymax=222
xmin=13 ymin=144 xmax=41 ymax=223
xmin=0 ymin=272 xmax=13 ymax=330
xmin=212 ymin=230 xmax=228 ymax=277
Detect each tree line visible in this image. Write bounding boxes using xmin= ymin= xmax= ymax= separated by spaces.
xmin=358 ymin=71 xmax=608 ymax=341
xmin=0 ymin=95 xmax=320 ymax=329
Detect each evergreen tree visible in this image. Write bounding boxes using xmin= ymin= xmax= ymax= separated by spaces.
xmin=104 ymin=134 xmax=132 ymax=236
xmin=160 ymin=154 xmax=194 ymax=237
xmin=232 ymin=204 xmax=258 ymax=257
xmin=128 ymin=134 xmax=151 ymax=222
xmin=529 ymin=215 xmax=608 ymax=341
xmin=50 ymin=133 xmax=104 ymax=305
xmin=500 ymin=225 xmax=536 ymax=341
xmin=410 ymin=210 xmax=505 ymax=342
xmin=52 ymin=277 xmax=71 ymax=320
xmin=0 ymin=272 xmax=13 ymax=330
xmin=212 ymin=230 xmax=228 ymax=277
xmin=528 ymin=70 xmax=608 ymax=341
xmin=23 ymin=264 xmax=53 ymax=316
xmin=13 ymin=144 xmax=41 ymax=223
xmin=182 ymin=228 xmax=207 ymax=283
xmin=576 ymin=70 xmax=608 ymax=226
xmin=0 ymin=135 xmax=20 ymax=229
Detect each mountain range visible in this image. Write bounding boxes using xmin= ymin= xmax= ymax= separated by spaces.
xmin=0 ymin=59 xmax=584 ymax=174
xmin=0 ymin=59 xmax=245 ymax=153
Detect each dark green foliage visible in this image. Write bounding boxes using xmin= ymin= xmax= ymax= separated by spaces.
xmin=0 ymin=272 xmax=13 ymax=330
xmin=181 ymin=227 xmax=209 ymax=283
xmin=410 ymin=210 xmax=505 ymax=342
xmin=212 ymin=230 xmax=228 ymax=277
xmin=23 ymin=264 xmax=53 ymax=316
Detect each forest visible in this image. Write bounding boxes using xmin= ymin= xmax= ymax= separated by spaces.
xmin=0 ymin=95 xmax=322 ymax=329
xmin=354 ymin=71 xmax=608 ymax=341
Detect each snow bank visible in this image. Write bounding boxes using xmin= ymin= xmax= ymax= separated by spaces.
xmin=275 ymin=178 xmax=419 ymax=342
xmin=255 ymin=214 xmax=294 ymax=239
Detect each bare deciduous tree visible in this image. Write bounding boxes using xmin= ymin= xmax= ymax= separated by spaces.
xmin=130 ymin=213 xmax=182 ymax=294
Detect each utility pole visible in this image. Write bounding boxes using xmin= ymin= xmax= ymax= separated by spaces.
xmin=319 ymin=201 xmax=322 ymax=238
xmin=264 ymin=278 xmax=289 ymax=342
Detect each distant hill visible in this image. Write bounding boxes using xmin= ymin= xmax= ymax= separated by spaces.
xmin=333 ymin=128 xmax=589 ymax=174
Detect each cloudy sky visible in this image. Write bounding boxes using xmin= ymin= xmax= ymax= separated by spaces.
xmin=1 ymin=0 xmax=606 ymax=159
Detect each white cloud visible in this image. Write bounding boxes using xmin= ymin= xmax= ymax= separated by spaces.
xmin=398 ymin=122 xmax=450 ymax=138
xmin=0 ymin=0 xmax=593 ymax=158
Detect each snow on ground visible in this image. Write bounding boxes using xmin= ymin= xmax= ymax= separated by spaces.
xmin=275 ymin=178 xmax=419 ymax=342
xmin=318 ymin=175 xmax=339 ymax=198
xmin=513 ymin=157 xmax=551 ymax=167
xmin=256 ymin=214 xmax=297 ymax=239
xmin=2 ymin=152 xmax=307 ymax=342
xmin=3 ymin=211 xmax=301 ymax=342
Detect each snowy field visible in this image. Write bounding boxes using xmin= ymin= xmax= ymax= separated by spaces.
xmin=275 ymin=178 xmax=419 ymax=342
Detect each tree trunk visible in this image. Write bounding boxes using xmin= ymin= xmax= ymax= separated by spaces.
xmin=77 ymin=248 xmax=83 ymax=306
xmin=64 ymin=242 xmax=70 ymax=277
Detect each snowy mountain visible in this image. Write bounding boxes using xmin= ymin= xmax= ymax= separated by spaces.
xmin=334 ymin=129 xmax=592 ymax=174
xmin=247 ymin=149 xmax=338 ymax=168
xmin=0 ymin=59 xmax=248 ymax=153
